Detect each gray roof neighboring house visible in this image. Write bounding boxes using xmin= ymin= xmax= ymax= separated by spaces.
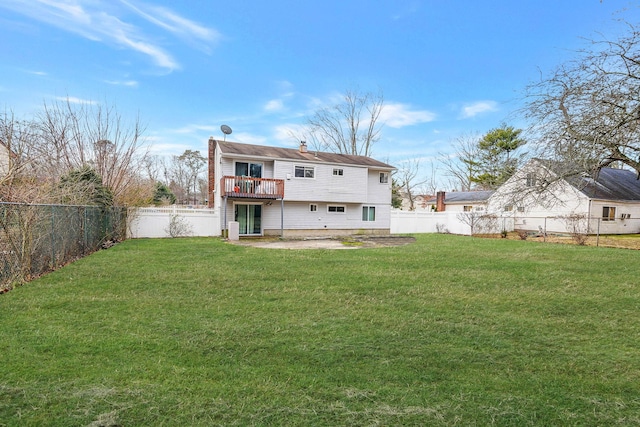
xmin=530 ymin=158 xmax=640 ymax=202
xmin=214 ymin=140 xmax=395 ymax=170
xmin=569 ymin=168 xmax=640 ymax=201
xmin=425 ymin=190 xmax=494 ymax=205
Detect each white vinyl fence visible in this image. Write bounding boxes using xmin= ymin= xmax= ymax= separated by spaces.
xmin=390 ymin=210 xmax=473 ymax=235
xmin=128 ymin=206 xmax=220 ymax=238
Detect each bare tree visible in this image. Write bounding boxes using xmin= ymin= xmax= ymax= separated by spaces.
xmin=439 ymin=132 xmax=482 ymax=191
xmin=394 ymin=158 xmax=434 ymax=210
xmin=305 ymin=88 xmax=384 ymax=157
xmin=168 ymin=150 xmax=206 ymax=205
xmin=524 ymin=20 xmax=640 ymax=177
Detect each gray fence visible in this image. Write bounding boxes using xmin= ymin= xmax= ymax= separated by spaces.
xmin=0 ymin=202 xmax=127 ymax=290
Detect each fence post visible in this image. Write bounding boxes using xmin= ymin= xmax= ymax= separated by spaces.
xmin=50 ymin=205 xmax=56 ymax=268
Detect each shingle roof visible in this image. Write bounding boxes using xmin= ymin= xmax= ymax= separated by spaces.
xmin=570 ymin=168 xmax=640 ymax=201
xmin=424 ymin=190 xmax=494 ymax=204
xmin=214 ymin=140 xmax=395 ymax=169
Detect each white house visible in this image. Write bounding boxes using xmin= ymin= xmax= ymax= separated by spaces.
xmin=0 ymin=140 xmax=11 ymax=178
xmin=207 ymin=138 xmax=395 ymax=237
xmin=488 ymin=159 xmax=640 ymax=234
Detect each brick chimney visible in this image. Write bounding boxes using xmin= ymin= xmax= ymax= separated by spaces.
xmin=299 ymin=141 xmax=308 ymax=153
xmin=436 ymin=191 xmax=446 ymax=212
xmin=208 ymin=137 xmax=216 ymax=208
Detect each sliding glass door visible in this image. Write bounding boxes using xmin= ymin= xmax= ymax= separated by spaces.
xmin=234 ymin=204 xmax=262 ymax=235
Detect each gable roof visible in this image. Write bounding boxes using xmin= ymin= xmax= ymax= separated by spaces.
xmin=529 ymin=158 xmax=640 ymax=201
xmin=214 ymin=140 xmax=395 ymax=170
xmin=570 ymin=168 xmax=640 ymax=201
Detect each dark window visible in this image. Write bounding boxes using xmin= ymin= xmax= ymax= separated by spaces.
xmin=295 ymin=166 xmax=314 ymax=178
xmin=362 ymin=206 xmax=375 ymax=221
xmin=602 ymin=206 xmax=616 ymax=221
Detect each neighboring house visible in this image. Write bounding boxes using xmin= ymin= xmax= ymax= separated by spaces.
xmin=488 ymin=158 xmax=640 ymax=234
xmin=0 ymin=140 xmax=10 ymax=178
xmin=424 ymin=190 xmax=494 ymax=213
xmin=397 ymin=191 xmax=434 ymax=211
xmin=207 ymin=138 xmax=395 ymax=237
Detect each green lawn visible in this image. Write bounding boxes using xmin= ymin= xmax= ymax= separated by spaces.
xmin=1 ymin=234 xmax=639 ymax=426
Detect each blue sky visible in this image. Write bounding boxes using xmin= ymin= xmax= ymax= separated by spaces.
xmin=0 ymin=0 xmax=637 ymax=183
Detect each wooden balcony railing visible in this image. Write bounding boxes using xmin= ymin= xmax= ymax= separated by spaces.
xmin=220 ymin=176 xmax=285 ymax=199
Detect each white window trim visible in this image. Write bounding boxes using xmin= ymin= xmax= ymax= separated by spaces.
xmin=294 ymin=165 xmax=315 ymax=179
xmin=362 ymin=206 xmax=376 ymax=222
xmin=234 ymin=161 xmax=264 ymax=177
xmin=327 ymin=205 xmax=346 ymax=214
xmin=333 ymin=168 xmax=344 ymax=176
xmin=309 ymin=204 xmax=318 ymax=212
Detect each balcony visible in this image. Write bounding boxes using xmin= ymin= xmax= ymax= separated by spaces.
xmin=220 ymin=176 xmax=285 ymax=199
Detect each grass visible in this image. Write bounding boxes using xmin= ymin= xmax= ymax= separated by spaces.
xmin=1 ymin=234 xmax=639 ymax=426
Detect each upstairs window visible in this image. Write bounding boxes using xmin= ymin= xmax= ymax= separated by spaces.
xmin=504 ymin=205 xmax=513 ymax=212
xmin=602 ymin=206 xmax=616 ymax=221
xmin=379 ymin=172 xmax=389 ymax=184
xmin=309 ymin=204 xmax=317 ymax=212
xmin=333 ymin=168 xmax=344 ymax=176
xmin=526 ymin=172 xmax=536 ymax=187
xmin=235 ymin=162 xmax=262 ymax=178
xmin=295 ymin=165 xmax=315 ymax=178
xmin=463 ymin=206 xmax=472 ymax=212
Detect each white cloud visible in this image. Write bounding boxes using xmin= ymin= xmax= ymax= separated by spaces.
xmin=380 ymin=103 xmax=436 ymax=128
xmin=273 ymin=124 xmax=306 ymax=146
xmin=55 ymin=96 xmax=97 ymax=105
xmin=264 ymin=99 xmax=284 ymax=112
xmin=460 ymin=101 xmax=498 ymax=118
xmin=120 ymin=0 xmax=220 ymax=51
xmin=105 ymin=79 xmax=139 ymax=87
xmin=0 ymin=0 xmax=220 ymax=71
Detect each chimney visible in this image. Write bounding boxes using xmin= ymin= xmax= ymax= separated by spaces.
xmin=436 ymin=191 xmax=446 ymax=212
xmin=299 ymin=141 xmax=308 ymax=153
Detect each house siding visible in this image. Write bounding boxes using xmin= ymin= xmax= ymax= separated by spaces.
xmin=209 ymin=140 xmax=394 ymax=236
xmin=274 ymin=160 xmax=368 ymax=203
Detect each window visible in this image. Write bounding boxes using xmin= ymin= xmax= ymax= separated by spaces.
xmin=235 ymin=162 xmax=262 ymax=178
xmin=295 ymin=165 xmax=314 ymax=178
xmin=333 ymin=168 xmax=344 ymax=176
xmin=328 ymin=205 xmax=345 ymax=213
xmin=517 ymin=206 xmax=525 ymax=213
xmin=504 ymin=205 xmax=513 ymax=212
xmin=379 ymin=172 xmax=389 ymax=184
xmin=309 ymin=204 xmax=317 ymax=212
xmin=603 ymin=206 xmax=616 ymax=221
xmin=526 ymin=172 xmax=536 ymax=187
xmin=463 ymin=205 xmax=472 ymax=212
xmin=362 ymin=206 xmax=376 ymax=221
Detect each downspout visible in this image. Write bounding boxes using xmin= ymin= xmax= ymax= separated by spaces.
xmin=280 ymin=198 xmax=284 ymax=238
xmin=224 ymin=195 xmax=228 ymax=238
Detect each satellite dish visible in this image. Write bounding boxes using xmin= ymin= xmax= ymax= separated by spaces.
xmin=220 ymin=125 xmax=232 ymax=141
